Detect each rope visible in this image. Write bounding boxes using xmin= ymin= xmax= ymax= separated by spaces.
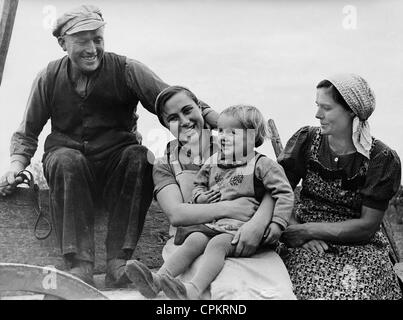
xmin=15 ymin=170 xmax=52 ymax=240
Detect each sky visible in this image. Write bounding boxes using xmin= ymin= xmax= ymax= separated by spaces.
xmin=0 ymin=0 xmax=402 ymax=181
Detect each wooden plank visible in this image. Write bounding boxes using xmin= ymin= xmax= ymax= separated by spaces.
xmin=267 ymin=119 xmax=284 ymax=157
xmin=0 ymin=188 xmax=65 ymax=270
xmin=394 ymin=262 xmax=403 ymax=286
xmin=381 ymin=219 xmax=400 ymax=264
xmin=0 ymin=0 xmax=18 ymax=85
xmin=1 ymin=271 xmax=165 ymax=300
xmin=383 ymin=206 xmax=402 ymax=264
xmin=0 ymin=187 xmax=170 ymax=273
xmin=386 ymin=191 xmax=403 ymax=261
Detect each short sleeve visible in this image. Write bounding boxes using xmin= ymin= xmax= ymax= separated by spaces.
xmin=360 ymin=142 xmax=402 ymax=211
xmin=277 ymin=126 xmax=313 ymax=189
xmin=152 ymin=156 xmax=177 ymax=199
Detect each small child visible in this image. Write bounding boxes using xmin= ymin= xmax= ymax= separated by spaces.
xmin=125 ymin=105 xmax=294 ymax=299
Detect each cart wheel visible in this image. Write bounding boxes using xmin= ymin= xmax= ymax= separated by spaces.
xmin=0 ymin=263 xmax=108 ymax=300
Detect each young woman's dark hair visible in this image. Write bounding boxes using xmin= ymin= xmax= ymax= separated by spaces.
xmin=155 ymin=86 xmax=200 ymax=127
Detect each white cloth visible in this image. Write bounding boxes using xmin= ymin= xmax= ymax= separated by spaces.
xmin=352 ymin=116 xmax=372 ymax=159
xmin=162 ymin=238 xmax=296 ymax=300
xmin=326 ymin=73 xmax=375 ymax=159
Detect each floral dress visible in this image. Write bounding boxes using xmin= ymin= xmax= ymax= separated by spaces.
xmin=278 ymin=126 xmax=402 ymax=300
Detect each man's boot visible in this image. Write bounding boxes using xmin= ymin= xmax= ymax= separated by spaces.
xmin=69 ymin=259 xmax=95 ymax=287
xmin=105 ymin=258 xmax=131 ymax=288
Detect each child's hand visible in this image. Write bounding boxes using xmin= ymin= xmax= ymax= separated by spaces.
xmin=262 ymin=222 xmax=283 ymax=245
xmin=195 ymin=189 xmax=221 ymax=203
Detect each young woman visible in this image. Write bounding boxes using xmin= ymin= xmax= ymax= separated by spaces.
xmin=127 ymin=104 xmax=294 ymax=299
xmin=126 ymin=86 xmax=296 ymax=299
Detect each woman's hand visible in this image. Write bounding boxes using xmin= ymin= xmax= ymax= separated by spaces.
xmin=281 ymin=223 xmax=312 ymax=247
xmin=230 ymin=193 xmax=274 ymax=257
xmin=223 ymin=198 xmax=259 ymax=222
xmin=302 ymin=239 xmax=329 ymax=255
xmin=231 ymin=219 xmax=266 ymax=257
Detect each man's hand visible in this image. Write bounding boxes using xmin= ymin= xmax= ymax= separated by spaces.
xmin=0 ymin=170 xmax=24 ymax=196
xmin=195 ymin=189 xmax=221 ymax=204
xmin=262 ymin=222 xmax=283 ymax=246
xmin=301 ymin=239 xmax=329 ymax=255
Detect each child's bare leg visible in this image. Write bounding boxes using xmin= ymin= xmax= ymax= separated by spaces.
xmin=186 ymin=233 xmax=235 ymax=299
xmin=158 ymin=232 xmax=210 ymax=277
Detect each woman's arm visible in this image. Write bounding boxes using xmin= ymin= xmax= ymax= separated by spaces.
xmin=306 ymin=206 xmax=384 ymax=244
xmin=156 ymin=184 xmax=258 ymax=226
xmin=282 ymin=205 xmax=385 ymax=247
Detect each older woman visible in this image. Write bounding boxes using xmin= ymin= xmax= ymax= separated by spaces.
xmin=147 ymin=86 xmax=295 ymax=299
xmin=278 ymin=74 xmax=402 ymax=300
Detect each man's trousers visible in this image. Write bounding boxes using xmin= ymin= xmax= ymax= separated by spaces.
xmin=43 ymin=144 xmax=154 ymax=263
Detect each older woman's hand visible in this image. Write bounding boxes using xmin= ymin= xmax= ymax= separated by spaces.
xmin=231 ymin=219 xmax=266 ymax=257
xmin=281 ymin=223 xmax=312 ymax=247
xmin=302 ymin=239 xmax=329 ymax=255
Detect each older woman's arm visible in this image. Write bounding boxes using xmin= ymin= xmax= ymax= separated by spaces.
xmin=282 ymin=205 xmax=384 ymax=247
xmin=156 ymin=184 xmax=258 ymax=227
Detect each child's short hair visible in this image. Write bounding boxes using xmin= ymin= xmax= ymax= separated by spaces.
xmin=220 ymin=104 xmax=269 ymax=147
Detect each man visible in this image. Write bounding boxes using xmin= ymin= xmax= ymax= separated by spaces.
xmin=0 ymin=5 xmax=217 ymax=287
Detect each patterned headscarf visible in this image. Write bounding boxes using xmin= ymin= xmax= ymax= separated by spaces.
xmin=326 ymin=73 xmax=375 ymax=159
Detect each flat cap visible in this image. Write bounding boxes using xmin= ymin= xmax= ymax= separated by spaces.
xmin=52 ymin=5 xmax=106 ymax=38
